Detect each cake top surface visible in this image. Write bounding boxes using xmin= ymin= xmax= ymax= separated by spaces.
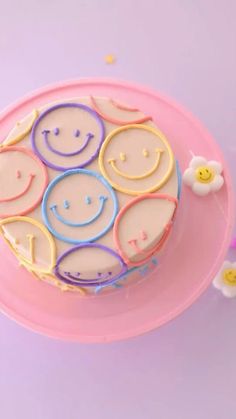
xmin=0 ymin=96 xmax=179 ymax=291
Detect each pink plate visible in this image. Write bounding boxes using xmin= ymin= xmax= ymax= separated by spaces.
xmin=0 ymin=79 xmax=234 ymax=342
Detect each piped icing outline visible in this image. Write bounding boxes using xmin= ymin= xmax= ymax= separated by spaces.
xmin=113 ymin=193 xmax=178 ymax=266
xmin=31 ymin=102 xmax=105 ymax=171
xmin=99 ymin=124 xmax=174 ymax=196
xmin=90 ymin=96 xmax=152 ymax=125
xmin=0 ymin=146 xmax=48 ymax=218
xmin=50 ymin=195 xmax=108 ymax=227
xmin=0 ymin=173 xmax=35 ymax=203
xmin=108 ymin=148 xmax=164 ymax=180
xmin=109 ymin=98 xmax=139 ymax=112
xmin=42 ymin=168 xmax=119 ymax=244
xmin=54 ymin=242 xmax=127 ymax=287
xmin=42 ymin=130 xmax=94 ymax=157
xmin=0 ymin=96 xmax=180 ymax=294
xmin=1 ymin=109 xmax=39 ymax=146
xmin=0 ymin=216 xmax=56 ymax=275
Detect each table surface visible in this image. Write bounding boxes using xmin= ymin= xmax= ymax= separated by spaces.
xmin=0 ymin=1 xmax=236 ymax=418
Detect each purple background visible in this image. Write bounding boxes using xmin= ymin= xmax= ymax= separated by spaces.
xmin=0 ymin=1 xmax=236 ymax=418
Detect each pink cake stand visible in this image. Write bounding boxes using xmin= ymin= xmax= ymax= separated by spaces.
xmin=0 ymin=79 xmax=234 ymax=342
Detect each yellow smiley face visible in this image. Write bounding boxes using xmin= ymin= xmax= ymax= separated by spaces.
xmin=195 ymin=166 xmax=215 ymax=183
xmin=99 ymin=124 xmax=175 ymax=196
xmin=223 ymin=269 xmax=236 ymax=286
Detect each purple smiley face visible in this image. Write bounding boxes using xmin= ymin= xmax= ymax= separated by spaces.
xmin=55 ymin=243 xmax=127 ymax=287
xmin=31 ymin=103 xmax=105 ymax=171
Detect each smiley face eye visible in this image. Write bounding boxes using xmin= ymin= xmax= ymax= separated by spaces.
xmin=16 ymin=170 xmax=21 ymax=179
xmin=143 ymin=149 xmax=149 ymax=157
xmin=63 ymin=200 xmax=70 ymax=209
xmin=74 ymin=129 xmax=80 ymax=138
xmin=140 ymin=230 xmax=148 ymax=240
xmin=85 ymin=196 xmax=91 ymax=205
xmin=120 ymin=152 xmax=126 ymax=161
xmin=54 ymin=127 xmax=60 ymax=136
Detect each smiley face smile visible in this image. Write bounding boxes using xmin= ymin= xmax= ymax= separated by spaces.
xmin=42 ymin=129 xmax=94 ymax=157
xmin=50 ymin=195 xmax=108 ymax=227
xmin=0 ymin=173 xmax=35 ymax=203
xmin=195 ymin=166 xmax=215 ymax=183
xmin=108 ymin=149 xmax=164 ymax=180
xmin=63 ymin=270 xmax=112 ymax=283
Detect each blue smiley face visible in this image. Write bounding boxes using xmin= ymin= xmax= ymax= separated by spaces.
xmin=42 ymin=169 xmax=118 ymax=244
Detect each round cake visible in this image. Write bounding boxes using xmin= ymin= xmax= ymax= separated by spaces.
xmin=0 ymin=96 xmax=180 ymax=294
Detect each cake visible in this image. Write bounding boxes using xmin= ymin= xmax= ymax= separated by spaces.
xmin=0 ymin=96 xmax=180 ymax=294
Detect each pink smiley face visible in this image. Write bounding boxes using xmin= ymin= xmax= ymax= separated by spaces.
xmin=0 ymin=146 xmax=48 ymax=218
xmin=114 ymin=194 xmax=178 ymax=266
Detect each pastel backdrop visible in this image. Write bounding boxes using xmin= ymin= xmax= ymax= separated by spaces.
xmin=0 ymin=1 xmax=236 ymax=418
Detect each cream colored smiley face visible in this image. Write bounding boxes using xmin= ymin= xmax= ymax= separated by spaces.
xmin=99 ymin=124 xmax=174 ymax=195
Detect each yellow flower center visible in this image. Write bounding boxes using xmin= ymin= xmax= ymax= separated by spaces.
xmin=195 ymin=166 xmax=215 ymax=183
xmin=223 ymin=268 xmax=236 ymax=286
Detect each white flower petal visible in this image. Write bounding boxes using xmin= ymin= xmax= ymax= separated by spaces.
xmin=210 ymin=175 xmax=224 ymax=192
xmin=190 ymin=156 xmax=207 ymax=169
xmin=208 ymin=160 xmax=223 ymax=174
xmin=222 ymin=261 xmax=234 ymax=270
xmin=213 ymin=269 xmax=224 ymax=289
xmin=183 ymin=168 xmax=195 ymax=186
xmin=222 ymin=285 xmax=236 ymax=298
xmin=213 ymin=274 xmax=224 ymax=289
xmin=192 ymin=182 xmax=211 ymax=196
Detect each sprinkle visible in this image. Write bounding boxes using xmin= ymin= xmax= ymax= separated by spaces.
xmin=151 ymin=257 xmax=158 ymax=266
xmin=105 ymin=54 xmax=116 ymax=64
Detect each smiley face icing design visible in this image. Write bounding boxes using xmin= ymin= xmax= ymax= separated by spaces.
xmin=0 ymin=216 xmax=56 ymax=275
xmin=31 ymin=103 xmax=105 ymax=171
xmin=0 ymin=146 xmax=48 ymax=218
xmin=42 ymin=169 xmax=118 ymax=244
xmin=113 ymin=194 xmax=178 ymax=266
xmin=99 ymin=124 xmax=175 ymax=196
xmin=55 ymin=243 xmax=127 ymax=287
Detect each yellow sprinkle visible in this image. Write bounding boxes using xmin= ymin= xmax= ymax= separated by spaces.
xmin=105 ymin=54 xmax=116 ymax=64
